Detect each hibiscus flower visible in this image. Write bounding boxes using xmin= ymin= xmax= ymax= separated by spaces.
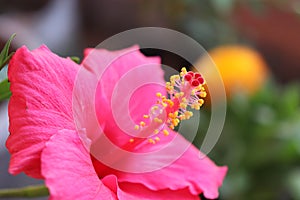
xmin=6 ymin=45 xmax=227 ymax=199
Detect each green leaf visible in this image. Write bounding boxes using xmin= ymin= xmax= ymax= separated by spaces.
xmin=0 ymin=78 xmax=11 ymax=100
xmin=70 ymin=56 xmax=80 ymax=64
xmin=0 ymin=184 xmax=48 ymax=198
xmin=0 ymin=33 xmax=16 ymax=71
xmin=0 ymin=65 xmax=8 ymax=82
xmin=281 ymin=84 xmax=300 ymax=117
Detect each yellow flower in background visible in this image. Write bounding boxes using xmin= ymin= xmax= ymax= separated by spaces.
xmin=194 ymin=45 xmax=269 ymax=98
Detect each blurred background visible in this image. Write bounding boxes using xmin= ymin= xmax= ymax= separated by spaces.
xmin=0 ymin=0 xmax=300 ymax=199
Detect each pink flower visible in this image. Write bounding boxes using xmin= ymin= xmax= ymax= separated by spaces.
xmin=7 ymin=45 xmax=227 ymax=199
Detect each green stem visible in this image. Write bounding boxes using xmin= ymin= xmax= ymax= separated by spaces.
xmin=0 ymin=185 xmax=49 ymax=198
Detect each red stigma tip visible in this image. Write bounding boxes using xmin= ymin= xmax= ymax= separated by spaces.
xmin=187 ymin=71 xmax=194 ymax=76
xmin=191 ymin=80 xmax=200 ymax=87
xmin=194 ymin=73 xmax=201 ymax=79
xmin=197 ymin=77 xmax=204 ymax=84
xmin=184 ymin=74 xmax=192 ymax=81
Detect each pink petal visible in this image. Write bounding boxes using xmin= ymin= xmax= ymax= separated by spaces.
xmin=102 ymin=175 xmax=200 ymax=200
xmin=41 ymin=130 xmax=116 ymax=200
xmin=96 ymin=132 xmax=227 ymax=199
xmin=71 ymin=66 xmax=101 ymax=142
xmin=7 ymin=45 xmax=79 ymax=178
xmin=82 ymin=46 xmax=165 ymax=146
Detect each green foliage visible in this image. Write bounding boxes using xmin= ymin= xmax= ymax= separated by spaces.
xmin=0 ymin=34 xmax=15 ymax=101
xmin=0 ymin=33 xmax=15 ymax=71
xmin=197 ymin=81 xmax=300 ymax=199
xmin=70 ymin=56 xmax=81 ymax=64
xmin=0 ymin=184 xmax=48 ymax=198
xmin=0 ymin=78 xmax=11 ymax=100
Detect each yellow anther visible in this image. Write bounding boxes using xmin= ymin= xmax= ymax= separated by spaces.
xmin=156 ymin=92 xmax=162 ymax=98
xmin=191 ymin=103 xmax=200 ymax=109
xmin=184 ymin=111 xmax=193 ymax=119
xmin=154 ymin=129 xmax=159 ymax=134
xmin=155 ymin=137 xmax=160 ymax=141
xmin=168 ymin=112 xmax=178 ymax=119
xmin=200 ymin=92 xmax=207 ymax=98
xmin=171 ymin=119 xmax=176 ymax=126
xmin=154 ymin=117 xmax=163 ymax=123
xmin=179 ymin=92 xmax=184 ymax=97
xmin=179 ymin=115 xmax=186 ymax=120
xmin=148 ymin=138 xmax=156 ymax=144
xmin=134 ymin=125 xmax=140 ymax=130
xmin=172 ymin=119 xmax=180 ymax=126
xmin=180 ymin=67 xmax=187 ymax=76
xmin=129 ymin=138 xmax=135 ymax=143
xmin=166 ymin=85 xmax=173 ymax=91
xmin=167 ymin=100 xmax=174 ymax=107
xmin=180 ymin=102 xmax=187 ymax=109
xmin=198 ymin=99 xmax=204 ymax=105
xmin=171 ymin=75 xmax=180 ymax=80
xmin=182 ymin=97 xmax=187 ymax=103
xmin=140 ymin=121 xmax=146 ymax=127
xmin=194 ymin=105 xmax=200 ymax=110
xmin=196 ymin=85 xmax=202 ymax=91
xmin=174 ymin=111 xmax=179 ymax=117
xmin=174 ymin=93 xmax=180 ymax=98
xmin=143 ymin=115 xmax=149 ymax=119
xmin=162 ymin=102 xmax=168 ymax=107
xmin=163 ymin=129 xmax=170 ymax=136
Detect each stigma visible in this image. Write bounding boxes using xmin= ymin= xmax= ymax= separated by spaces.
xmin=130 ymin=67 xmax=206 ymax=144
